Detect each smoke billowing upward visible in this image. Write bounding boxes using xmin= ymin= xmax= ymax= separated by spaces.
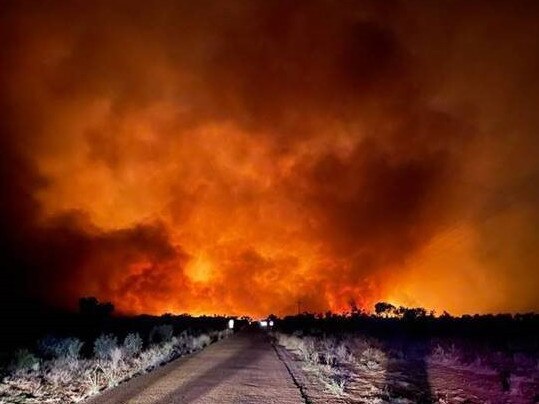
xmin=1 ymin=1 xmax=538 ymax=316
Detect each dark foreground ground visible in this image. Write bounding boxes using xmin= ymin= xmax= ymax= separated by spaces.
xmin=87 ymin=329 xmax=304 ymax=404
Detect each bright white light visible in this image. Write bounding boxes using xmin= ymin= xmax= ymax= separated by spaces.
xmin=228 ymin=319 xmax=234 ymax=329
xmin=269 ymin=320 xmax=274 ymax=327
xmin=260 ymin=320 xmax=268 ymax=327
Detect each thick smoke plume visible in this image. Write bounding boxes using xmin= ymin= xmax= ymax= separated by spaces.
xmin=1 ymin=1 xmax=538 ymax=316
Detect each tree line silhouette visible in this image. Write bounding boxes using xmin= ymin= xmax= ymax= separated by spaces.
xmin=274 ymin=302 xmax=539 ymax=351
xmin=0 ymin=297 xmax=229 ymax=362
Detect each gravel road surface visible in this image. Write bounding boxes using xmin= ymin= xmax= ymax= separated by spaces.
xmin=87 ymin=329 xmax=305 ymax=404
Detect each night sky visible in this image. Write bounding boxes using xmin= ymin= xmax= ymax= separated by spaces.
xmin=1 ymin=1 xmax=539 ymax=317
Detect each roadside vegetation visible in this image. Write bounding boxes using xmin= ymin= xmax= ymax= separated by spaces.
xmin=272 ymin=304 xmax=539 ymax=403
xmin=0 ymin=298 xmax=232 ymax=403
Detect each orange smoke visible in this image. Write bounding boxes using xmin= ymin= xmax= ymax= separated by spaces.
xmin=1 ymin=1 xmax=539 ymax=317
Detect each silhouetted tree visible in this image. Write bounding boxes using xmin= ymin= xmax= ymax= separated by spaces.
xmin=100 ymin=301 xmax=114 ymax=317
xmin=79 ymin=296 xmax=98 ymax=314
xmin=397 ymin=306 xmax=427 ymax=321
xmin=79 ymin=296 xmax=114 ymax=317
xmin=374 ymin=302 xmax=396 ymax=317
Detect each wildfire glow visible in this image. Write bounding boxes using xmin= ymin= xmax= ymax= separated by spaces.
xmin=1 ymin=1 xmax=538 ymax=317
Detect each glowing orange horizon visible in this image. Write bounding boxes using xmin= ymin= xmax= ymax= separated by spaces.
xmin=2 ymin=1 xmax=538 ymax=317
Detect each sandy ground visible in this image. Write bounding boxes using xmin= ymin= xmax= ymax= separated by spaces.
xmin=274 ymin=344 xmax=539 ymax=404
xmin=87 ymin=329 xmax=305 ymax=404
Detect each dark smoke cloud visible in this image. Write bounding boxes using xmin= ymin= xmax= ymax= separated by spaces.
xmin=1 ymin=0 xmax=538 ymax=316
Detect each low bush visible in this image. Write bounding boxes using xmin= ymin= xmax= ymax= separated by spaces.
xmin=123 ymin=333 xmax=143 ymax=359
xmin=38 ymin=336 xmax=83 ymax=361
xmin=10 ymin=349 xmax=40 ymax=373
xmin=1 ymin=327 xmax=230 ymax=403
xmin=274 ymin=332 xmax=351 ymax=396
xmin=149 ymin=325 xmax=174 ymax=344
xmin=94 ymin=334 xmax=118 ymax=361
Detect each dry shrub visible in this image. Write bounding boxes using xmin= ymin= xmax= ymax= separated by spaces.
xmin=0 ymin=328 xmax=230 ymax=403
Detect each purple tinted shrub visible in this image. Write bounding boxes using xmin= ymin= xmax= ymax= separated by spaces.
xmin=37 ymin=336 xmax=83 ymax=361
xmin=10 ymin=349 xmax=40 ymax=373
xmin=123 ymin=333 xmax=143 ymax=358
xmin=149 ymin=325 xmax=174 ymax=344
xmin=94 ymin=334 xmax=118 ymax=360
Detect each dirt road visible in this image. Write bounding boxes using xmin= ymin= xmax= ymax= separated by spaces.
xmin=87 ymin=330 xmax=305 ymax=404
